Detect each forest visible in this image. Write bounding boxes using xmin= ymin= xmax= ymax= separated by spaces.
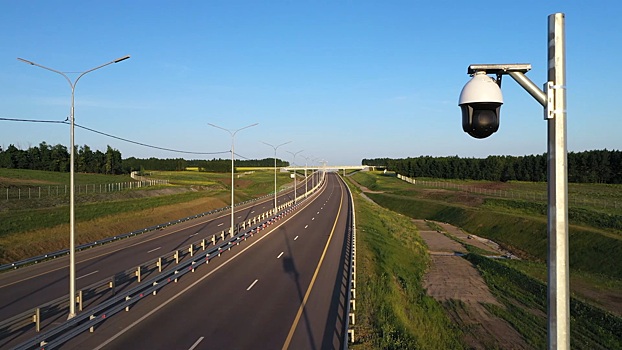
xmin=0 ymin=142 xmax=288 ymax=174
xmin=362 ymin=149 xmax=622 ymax=184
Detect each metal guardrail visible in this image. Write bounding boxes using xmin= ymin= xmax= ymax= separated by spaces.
xmin=342 ymin=176 xmax=357 ymax=348
xmin=0 ymin=191 xmax=282 ymax=272
xmin=10 ymin=202 xmax=302 ymax=350
xmin=3 ymin=176 xmax=326 ymax=349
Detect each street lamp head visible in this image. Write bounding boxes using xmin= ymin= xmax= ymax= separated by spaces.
xmin=459 ymin=71 xmax=503 ymax=139
xmin=16 ymin=58 xmax=34 ymax=65
xmin=114 ymin=55 xmax=131 ymax=63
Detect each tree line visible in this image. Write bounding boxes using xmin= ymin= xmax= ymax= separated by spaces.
xmin=124 ymin=157 xmax=288 ymax=173
xmin=1 ymin=142 xmax=123 ymax=174
xmin=0 ymin=142 xmax=289 ymax=175
xmin=362 ymin=149 xmax=622 ymax=184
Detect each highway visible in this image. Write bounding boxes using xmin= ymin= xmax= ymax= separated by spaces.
xmin=0 ymin=175 xmax=317 ymax=343
xmin=62 ymin=172 xmax=352 ymax=349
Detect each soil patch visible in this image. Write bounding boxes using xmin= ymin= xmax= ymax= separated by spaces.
xmin=417 ymin=220 xmax=530 ymax=349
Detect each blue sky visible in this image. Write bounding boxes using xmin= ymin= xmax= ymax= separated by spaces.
xmin=1 ymin=1 xmax=620 ymax=166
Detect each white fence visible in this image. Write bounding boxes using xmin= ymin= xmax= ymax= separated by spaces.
xmin=396 ymin=174 xmax=620 ymax=210
xmin=2 ymin=179 xmax=169 ymax=201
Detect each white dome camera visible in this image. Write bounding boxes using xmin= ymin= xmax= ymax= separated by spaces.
xmin=459 ymin=71 xmax=503 ymax=138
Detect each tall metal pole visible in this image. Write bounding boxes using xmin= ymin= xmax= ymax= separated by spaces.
xmin=17 ymin=55 xmax=130 ymax=319
xmin=261 ymin=141 xmax=291 ymax=213
xmin=546 ymin=13 xmax=569 ymax=350
xmin=301 ymin=155 xmax=310 ymax=197
xmin=209 ymin=123 xmax=258 ymax=237
xmin=287 ymin=150 xmax=303 ymax=204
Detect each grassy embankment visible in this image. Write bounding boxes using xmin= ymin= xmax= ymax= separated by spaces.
xmin=0 ymin=168 xmax=293 ymax=264
xmin=344 ymin=177 xmax=464 ymax=349
xmin=350 ymin=171 xmax=622 ymax=349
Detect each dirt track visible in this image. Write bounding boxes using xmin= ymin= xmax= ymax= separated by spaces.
xmin=415 ymin=220 xmax=531 ymax=349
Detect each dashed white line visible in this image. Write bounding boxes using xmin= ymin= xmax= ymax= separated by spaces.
xmin=304 ymin=225 xmax=308 ymax=229
xmin=317 ymin=211 xmax=320 ymax=214
xmin=277 ymin=252 xmax=284 ymax=259
xmin=294 ymin=236 xmax=299 ymax=241
xmin=188 ymin=336 xmax=204 ymax=350
xmin=247 ymin=279 xmax=259 ymax=291
xmin=189 ymin=233 xmax=198 ymax=237
xmin=217 ymin=223 xmax=224 ymax=227
xmin=147 ymin=247 xmax=161 ymax=253
xmin=312 ymin=217 xmax=315 ymax=221
xmin=251 ymin=210 xmax=255 ymax=213
xmin=77 ymin=270 xmax=98 ymax=280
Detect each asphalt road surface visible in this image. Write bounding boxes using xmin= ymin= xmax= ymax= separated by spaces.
xmin=0 ymin=176 xmax=315 ymax=340
xmin=62 ymin=172 xmax=352 ymax=349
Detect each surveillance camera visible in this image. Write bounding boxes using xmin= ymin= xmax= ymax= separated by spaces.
xmin=459 ymin=71 xmax=503 ymax=138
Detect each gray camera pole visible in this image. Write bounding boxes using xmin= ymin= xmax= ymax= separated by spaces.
xmin=546 ymin=13 xmax=569 ymax=350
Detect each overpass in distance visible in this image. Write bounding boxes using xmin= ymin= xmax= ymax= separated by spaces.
xmin=283 ymin=165 xmax=385 ymax=172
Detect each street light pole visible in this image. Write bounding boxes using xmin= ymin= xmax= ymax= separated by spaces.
xmin=301 ymin=155 xmax=310 ymax=198
xmin=17 ymin=55 xmax=130 ymax=319
xmin=286 ymin=150 xmax=303 ymax=204
xmin=209 ymin=122 xmax=258 ymax=237
xmin=261 ymin=141 xmax=291 ymax=213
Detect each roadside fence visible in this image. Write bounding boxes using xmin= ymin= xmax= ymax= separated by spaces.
xmin=2 ymin=179 xmax=169 ymax=201
xmin=397 ymin=174 xmax=620 ymax=210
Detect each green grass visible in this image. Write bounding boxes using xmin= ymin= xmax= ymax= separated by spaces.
xmin=0 ymin=168 xmax=299 ymax=263
xmin=0 ymin=168 xmax=132 ymax=186
xmin=466 ymin=254 xmax=622 ymax=349
xmin=348 ymin=172 xmax=622 ymax=346
xmin=0 ymin=191 xmax=216 ymax=239
xmin=149 ymin=169 xmax=293 ymax=198
xmin=345 ymin=178 xmax=464 ymax=349
xmin=350 ymin=172 xmax=622 ymax=280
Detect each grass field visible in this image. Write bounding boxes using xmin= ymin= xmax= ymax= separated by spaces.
xmin=0 ymin=168 xmax=295 ymax=264
xmin=348 ymin=171 xmax=622 ymax=348
xmin=344 ymin=178 xmax=464 ymax=349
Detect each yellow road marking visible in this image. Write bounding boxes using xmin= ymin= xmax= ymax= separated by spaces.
xmin=281 ymin=178 xmax=344 ymax=350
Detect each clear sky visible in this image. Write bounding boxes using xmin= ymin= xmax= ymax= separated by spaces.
xmin=1 ymin=1 xmax=620 ymax=166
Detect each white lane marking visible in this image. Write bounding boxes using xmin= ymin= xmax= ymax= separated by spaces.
xmin=188 ymin=336 xmax=204 ymax=350
xmin=77 ymin=270 xmax=98 ymax=280
xmin=217 ymin=223 xmax=224 ymax=227
xmin=247 ymin=279 xmax=259 ymax=291
xmin=312 ymin=217 xmax=315 ymax=221
xmin=317 ymin=211 xmax=320 ymax=214
xmin=294 ymin=236 xmax=299 ymax=241
xmin=189 ymin=233 xmax=198 ymax=237
xmin=251 ymin=211 xmax=255 ymax=213
xmin=277 ymin=252 xmax=284 ymax=259
xmin=237 ymin=216 xmax=242 ymax=219
xmin=304 ymin=225 xmax=308 ymax=229
xmin=147 ymin=247 xmax=161 ymax=253
xmin=90 ymin=181 xmax=329 ymax=350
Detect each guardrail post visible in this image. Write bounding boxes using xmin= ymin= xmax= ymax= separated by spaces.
xmin=110 ymin=276 xmax=116 ymax=296
xmin=157 ymin=257 xmax=162 ymax=272
xmin=189 ymin=243 xmax=194 ymax=257
xmin=348 ymin=329 xmax=355 ymax=343
xmin=351 ymin=288 xmax=356 ymax=300
xmin=350 ymin=299 xmax=356 ymax=311
xmin=125 ymin=296 xmax=131 ymax=311
xmin=201 ymin=239 xmax=206 ymax=250
xmin=136 ymin=266 xmax=141 ymax=283
xmin=33 ymin=308 xmax=40 ymax=332
xmin=152 ymin=281 xmax=158 ymax=295
xmin=90 ymin=315 xmax=96 ymax=332
xmin=175 ymin=250 xmax=179 ymax=264
xmin=220 ymin=231 xmax=225 ymax=241
xmin=78 ymin=290 xmax=83 ymax=311
xmin=349 ymin=312 xmax=355 ymax=325
xmin=212 ymin=235 xmax=216 ymax=245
